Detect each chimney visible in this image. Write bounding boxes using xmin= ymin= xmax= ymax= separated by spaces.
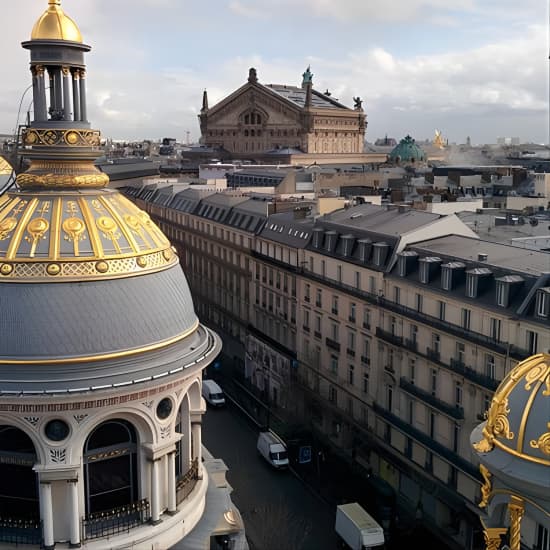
xmin=478 ymin=253 xmax=488 ymax=261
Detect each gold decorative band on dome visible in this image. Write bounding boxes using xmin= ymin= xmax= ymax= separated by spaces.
xmin=22 ymin=128 xmax=101 ymax=148
xmin=0 ymin=248 xmax=178 ymax=282
xmin=16 ymin=159 xmax=109 ymax=189
xmin=0 ymin=191 xmax=174 ymax=278
xmin=0 ymin=319 xmax=199 ymax=365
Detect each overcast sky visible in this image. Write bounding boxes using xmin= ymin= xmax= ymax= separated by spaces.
xmin=0 ymin=0 xmax=546 ymax=145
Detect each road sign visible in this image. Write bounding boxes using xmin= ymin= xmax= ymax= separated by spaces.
xmin=298 ymin=445 xmax=312 ymax=464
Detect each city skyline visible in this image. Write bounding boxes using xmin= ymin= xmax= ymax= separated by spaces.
xmin=0 ymin=0 xmax=546 ymax=145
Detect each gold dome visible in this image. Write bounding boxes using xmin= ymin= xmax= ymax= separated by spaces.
xmin=0 ymin=189 xmax=177 ymax=281
xmin=31 ymin=0 xmax=83 ymax=43
xmin=0 ymin=157 xmax=13 ymax=176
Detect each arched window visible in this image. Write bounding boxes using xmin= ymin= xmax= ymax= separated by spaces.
xmin=0 ymin=426 xmax=39 ymax=519
xmin=84 ymin=420 xmax=138 ymax=514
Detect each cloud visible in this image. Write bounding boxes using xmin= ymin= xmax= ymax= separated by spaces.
xmin=0 ymin=1 xmax=545 ymax=144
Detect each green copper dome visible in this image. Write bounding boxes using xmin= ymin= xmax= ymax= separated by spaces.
xmin=389 ymin=135 xmax=426 ymax=163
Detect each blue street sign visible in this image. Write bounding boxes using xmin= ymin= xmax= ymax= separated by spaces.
xmin=298 ymin=445 xmax=312 ymax=464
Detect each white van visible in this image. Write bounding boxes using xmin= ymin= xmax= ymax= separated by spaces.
xmin=201 ymin=379 xmax=225 ymax=407
xmin=256 ymin=430 xmax=289 ymax=469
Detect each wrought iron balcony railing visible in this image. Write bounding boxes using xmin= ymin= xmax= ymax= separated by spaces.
xmin=82 ymin=499 xmax=150 ymax=541
xmin=176 ymin=458 xmax=200 ymax=504
xmin=0 ymin=516 xmax=42 ymax=546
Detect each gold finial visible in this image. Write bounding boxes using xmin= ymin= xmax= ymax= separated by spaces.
xmin=48 ymin=0 xmax=61 ymax=5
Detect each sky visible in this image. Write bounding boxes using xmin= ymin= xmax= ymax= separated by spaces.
xmin=0 ymin=0 xmax=547 ymax=145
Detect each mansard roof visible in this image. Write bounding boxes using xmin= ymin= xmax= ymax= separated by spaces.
xmin=265 ymin=84 xmax=350 ymax=110
xmin=259 ymin=211 xmax=314 ymax=248
xmin=323 ymin=203 xmax=442 ymax=236
xmin=390 ymin=234 xmax=550 ymax=323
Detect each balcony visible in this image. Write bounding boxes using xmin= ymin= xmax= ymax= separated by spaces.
xmin=346 ymin=348 xmax=356 ymax=357
xmin=0 ymin=516 xmax=42 ymax=545
xmin=176 ymin=458 xmax=200 ymax=504
xmin=372 ymin=402 xmax=479 ymax=480
xmin=314 ymin=330 xmax=322 ymax=340
xmin=403 ymin=338 xmax=418 ymax=352
xmin=400 ymin=377 xmax=464 ymax=420
xmin=378 ymin=297 xmax=509 ymax=356
xmin=449 ymin=358 xmax=499 ymax=392
xmin=376 ymin=327 xmax=403 ymax=347
xmin=326 ymin=338 xmax=341 ymax=352
xmin=426 ymin=347 xmax=441 ymax=363
xmin=360 ymin=356 xmax=370 ymax=365
xmin=82 ymin=499 xmax=150 ymax=541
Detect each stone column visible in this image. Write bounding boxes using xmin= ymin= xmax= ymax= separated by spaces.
xmin=62 ymin=66 xmax=72 ymax=121
xmin=191 ymin=421 xmax=202 ymax=477
xmin=167 ymin=451 xmax=177 ymax=514
xmin=40 ymin=481 xmax=55 ymax=549
xmin=35 ymin=65 xmax=48 ymax=121
xmin=53 ymin=68 xmax=63 ymax=119
xmin=72 ymin=70 xmax=81 ymax=121
xmin=68 ymin=479 xmax=80 ymax=548
xmin=150 ymin=458 xmax=162 ymax=525
xmin=31 ymin=67 xmax=41 ymax=122
xmin=79 ymin=70 xmax=88 ymax=122
xmin=48 ymin=70 xmax=55 ymax=118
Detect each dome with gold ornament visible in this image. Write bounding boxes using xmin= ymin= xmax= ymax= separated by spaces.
xmin=0 ymin=188 xmax=178 ymax=281
xmin=31 ymin=0 xmax=83 ymax=43
xmin=471 ymin=353 xmax=550 ymax=483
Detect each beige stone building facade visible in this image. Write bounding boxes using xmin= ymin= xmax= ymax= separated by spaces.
xmin=126 ymin=186 xmax=550 ymax=550
xmin=199 ymin=67 xmax=366 ymax=158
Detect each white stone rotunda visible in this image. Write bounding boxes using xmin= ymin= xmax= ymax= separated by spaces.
xmin=0 ymin=2 xmax=244 ymax=549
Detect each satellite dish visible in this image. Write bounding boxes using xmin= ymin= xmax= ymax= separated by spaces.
xmin=529 ymin=218 xmax=539 ymax=226
xmin=518 ymin=217 xmax=526 ymax=225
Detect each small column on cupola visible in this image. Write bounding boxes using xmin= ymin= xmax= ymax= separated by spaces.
xmin=17 ymin=0 xmax=108 ymax=189
xmin=24 ymin=0 xmax=90 ymax=125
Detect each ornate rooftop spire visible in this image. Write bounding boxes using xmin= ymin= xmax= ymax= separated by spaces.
xmin=19 ymin=0 xmax=107 ymax=189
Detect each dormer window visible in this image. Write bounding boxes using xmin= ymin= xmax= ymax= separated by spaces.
xmin=466 ymin=273 xmax=477 ymax=298
xmin=495 ymin=275 xmax=524 ymax=308
xmin=398 ymin=255 xmax=407 ymax=277
xmin=441 ymin=261 xmax=465 ymax=290
xmin=418 ymin=256 xmax=441 ymax=284
xmin=398 ymin=251 xmax=418 ymax=277
xmin=496 ymin=281 xmax=507 ymax=307
xmin=536 ymin=287 xmax=550 ymax=318
xmin=419 ymin=261 xmax=429 ymax=284
xmin=466 ymin=267 xmax=493 ymax=298
xmin=373 ymin=242 xmax=389 ymax=267
xmin=442 ymin=267 xmax=452 ymax=290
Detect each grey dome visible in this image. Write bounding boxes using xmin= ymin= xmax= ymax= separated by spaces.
xmin=0 ymin=264 xmax=198 ymax=361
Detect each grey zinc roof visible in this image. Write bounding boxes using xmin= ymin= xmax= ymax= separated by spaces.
xmin=226 ymin=198 xmax=269 ymax=233
xmin=0 ymin=264 xmax=197 ymax=361
xmin=411 ymin=235 xmax=550 ymax=277
xmin=170 ymin=188 xmax=214 ymax=213
xmin=321 ymin=203 xmax=442 ymax=236
xmin=265 ymin=85 xmax=350 ymax=110
xmin=260 ymin=212 xmax=314 ymax=248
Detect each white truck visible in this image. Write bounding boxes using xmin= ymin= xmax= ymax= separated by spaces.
xmin=256 ymin=430 xmax=289 ymax=469
xmin=335 ymin=502 xmax=385 ymax=550
xmin=201 ymin=379 xmax=226 ymax=407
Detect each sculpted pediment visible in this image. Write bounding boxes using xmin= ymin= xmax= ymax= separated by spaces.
xmin=208 ymin=85 xmax=301 ymax=126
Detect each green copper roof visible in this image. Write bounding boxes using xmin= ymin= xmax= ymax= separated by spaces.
xmin=389 ymin=135 xmax=426 ymax=162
